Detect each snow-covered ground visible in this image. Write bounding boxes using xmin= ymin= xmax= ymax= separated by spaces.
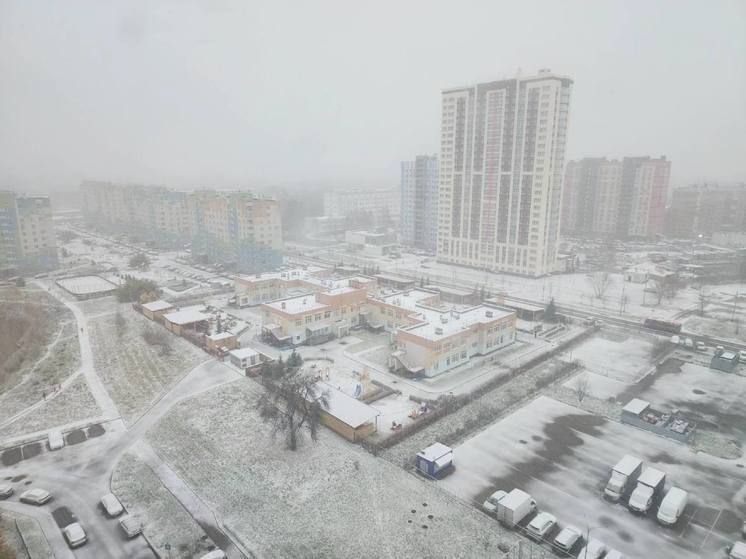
xmin=56 ymin=275 xmax=118 ymax=296
xmin=565 ymin=331 xmax=658 ymax=384
xmin=439 ymin=396 xmax=744 ymax=559
xmin=87 ymin=306 xmax=206 ymax=424
xmin=146 ymin=378 xmax=528 ymax=559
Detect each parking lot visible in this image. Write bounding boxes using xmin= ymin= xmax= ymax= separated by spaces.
xmin=439 ymin=396 xmax=745 ymax=558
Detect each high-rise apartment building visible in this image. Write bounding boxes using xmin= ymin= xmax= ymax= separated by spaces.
xmin=562 ymin=156 xmax=671 ymax=238
xmin=666 ymin=183 xmax=746 ymax=238
xmin=400 ymin=155 xmax=438 ymax=252
xmin=437 ymin=70 xmax=572 ymax=277
xmin=0 ymin=191 xmax=58 ymax=276
xmin=81 ymin=182 xmax=283 ymax=273
xmin=323 ymin=187 xmax=400 ymax=225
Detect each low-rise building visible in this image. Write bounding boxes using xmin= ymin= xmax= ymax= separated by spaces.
xmin=162 ymin=306 xmax=210 ymax=336
xmin=206 ymin=331 xmax=239 ymax=352
xmin=141 ymin=299 xmax=174 ymax=321
xmin=345 ymin=230 xmax=397 ymax=256
xmin=229 ymin=347 xmax=270 ymax=373
xmin=316 ymin=382 xmax=380 ymax=442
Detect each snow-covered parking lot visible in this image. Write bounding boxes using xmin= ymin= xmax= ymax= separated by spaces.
xmin=439 ymin=396 xmax=746 ymax=559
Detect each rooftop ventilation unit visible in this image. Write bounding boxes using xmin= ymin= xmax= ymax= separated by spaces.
xmin=281 ymin=302 xmax=286 ymax=310
xmin=435 ymin=327 xmax=443 ymax=335
xmin=486 ymin=311 xmax=493 ymax=318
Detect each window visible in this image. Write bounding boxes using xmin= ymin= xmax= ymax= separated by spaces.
xmin=305 ymin=315 xmax=312 ymax=324
xmin=295 ymin=320 xmax=301 ymax=326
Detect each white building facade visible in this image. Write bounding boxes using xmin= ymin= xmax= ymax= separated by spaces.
xmin=437 ymin=70 xmax=573 ymax=277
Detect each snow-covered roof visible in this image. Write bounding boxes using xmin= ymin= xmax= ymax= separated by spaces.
xmin=230 ymin=347 xmax=259 ymax=359
xmin=264 ymin=295 xmax=328 ymax=315
xmin=163 ymin=308 xmax=210 ymax=325
xmin=623 ymin=398 xmax=650 ymax=415
xmin=417 ymin=442 xmax=452 ymax=462
xmin=207 ymin=332 xmax=234 ymax=341
xmin=142 ymin=300 xmax=173 ymax=312
xmin=317 ymin=382 xmax=379 ymax=428
xmin=405 ymin=305 xmax=514 ymax=341
xmin=613 ymin=455 xmax=642 ymax=475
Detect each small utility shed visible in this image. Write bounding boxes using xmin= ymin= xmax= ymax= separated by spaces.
xmin=416 ymin=443 xmax=454 ymax=479
xmin=162 ymin=308 xmax=210 ymax=335
xmin=206 ymin=331 xmax=238 ymax=352
xmin=317 ymin=383 xmax=379 ymax=442
xmin=142 ymin=299 xmax=174 ymax=321
xmin=711 ymin=350 xmax=739 ymax=373
xmin=229 ymin=347 xmax=266 ymax=372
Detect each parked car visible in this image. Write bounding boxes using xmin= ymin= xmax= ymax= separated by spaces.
xmin=739 ymin=350 xmax=746 ymax=363
xmin=199 ymin=551 xmax=227 ymax=559
xmin=526 ymin=512 xmax=557 ymax=540
xmin=482 ymin=489 xmax=508 ymax=515
xmin=657 ymin=487 xmax=688 ymax=525
xmin=684 ymin=337 xmax=694 ymax=350
xmin=577 ymin=539 xmax=606 ymax=559
xmin=605 ymin=549 xmax=624 ymax=559
xmin=62 ymin=522 xmax=87 ymax=548
xmin=19 ymin=488 xmax=52 ymax=505
xmin=730 ymin=542 xmax=746 ymax=559
xmin=119 ymin=515 xmax=143 ymax=538
xmin=100 ymin=493 xmax=124 ymax=517
xmin=0 ymin=484 xmax=13 ymax=499
xmin=48 ymin=430 xmax=64 ymax=451
xmin=553 ymin=525 xmax=582 ymax=553
xmin=695 ymin=341 xmax=707 ymax=352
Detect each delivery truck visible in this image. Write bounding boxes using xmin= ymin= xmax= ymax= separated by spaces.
xmin=604 ymin=455 xmax=643 ymax=502
xmin=496 ymin=488 xmax=536 ymax=527
xmin=628 ymin=467 xmax=666 ymax=514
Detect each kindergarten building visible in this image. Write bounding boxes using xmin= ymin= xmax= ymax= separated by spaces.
xmin=253 ymin=268 xmax=517 ymax=377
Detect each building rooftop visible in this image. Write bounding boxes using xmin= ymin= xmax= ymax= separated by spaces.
xmin=230 ymin=347 xmax=260 ymax=359
xmin=207 ymin=332 xmax=234 ymax=341
xmin=623 ymin=398 xmax=650 ymax=415
xmin=142 ymin=300 xmax=173 ymax=312
xmin=404 ymin=305 xmax=514 ymax=341
xmin=163 ymin=308 xmax=210 ymax=325
xmin=317 ymin=382 xmax=379 ymax=429
xmin=265 ymin=295 xmax=329 ymax=315
xmin=417 ymin=442 xmax=453 ymax=462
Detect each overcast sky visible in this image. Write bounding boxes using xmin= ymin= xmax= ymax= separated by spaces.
xmin=1 ymin=0 xmax=744 ymax=193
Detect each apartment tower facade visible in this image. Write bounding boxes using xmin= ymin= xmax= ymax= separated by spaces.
xmin=562 ymin=156 xmax=671 ymax=238
xmin=437 ymin=70 xmax=572 ymax=277
xmin=0 ymin=191 xmax=58 ymax=276
xmin=400 ymin=154 xmax=439 ymax=252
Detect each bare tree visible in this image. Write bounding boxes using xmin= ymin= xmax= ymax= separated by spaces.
xmin=589 ymin=272 xmax=612 ymax=300
xmin=257 ymin=360 xmax=330 ymax=451
xmin=574 ymin=374 xmax=590 ymax=403
xmin=114 ymin=311 xmax=126 ymax=338
xmin=698 ymin=287 xmax=710 ymax=316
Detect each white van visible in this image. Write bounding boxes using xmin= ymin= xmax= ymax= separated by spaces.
xmin=657 ymin=487 xmax=688 ymax=525
xmin=48 ymin=430 xmax=64 ymax=451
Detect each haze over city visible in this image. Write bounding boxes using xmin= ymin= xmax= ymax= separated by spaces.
xmin=1 ymin=2 xmax=746 ymax=559
xmin=1 ymin=0 xmax=745 ymax=192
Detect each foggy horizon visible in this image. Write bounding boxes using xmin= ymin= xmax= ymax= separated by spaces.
xmin=1 ymin=0 xmax=744 ymax=195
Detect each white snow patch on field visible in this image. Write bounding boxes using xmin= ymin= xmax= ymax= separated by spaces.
xmin=147 ymin=379 xmax=526 ymax=559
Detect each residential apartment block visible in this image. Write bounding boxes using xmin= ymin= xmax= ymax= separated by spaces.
xmin=666 ymin=183 xmax=746 ymax=239
xmin=401 ymin=155 xmax=439 ymax=252
xmin=0 ymin=191 xmax=58 ymax=276
xmin=562 ymin=156 xmax=671 ymax=238
xmin=81 ymin=182 xmax=282 ymax=273
xmin=246 ymin=267 xmax=517 ymax=377
xmin=323 ymin=187 xmax=400 ymax=224
xmin=437 ymin=70 xmax=573 ymax=277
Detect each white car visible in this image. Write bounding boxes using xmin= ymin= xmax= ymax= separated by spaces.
xmin=48 ymin=430 xmax=64 ymax=451
xmin=577 ymin=538 xmax=606 ymax=559
xmin=199 ymin=551 xmax=227 ymax=559
xmin=553 ymin=525 xmax=582 ymax=553
xmin=526 ymin=512 xmax=557 ymax=540
xmin=740 ymin=350 xmax=746 ymax=363
xmin=0 ymin=484 xmax=13 ymax=499
xmin=19 ymin=488 xmax=52 ymax=505
xmin=731 ymin=542 xmax=746 ymax=559
xmin=482 ymin=489 xmax=508 ymax=515
xmin=101 ymin=493 xmax=124 ymax=517
xmin=605 ymin=549 xmax=624 ymax=559
xmin=62 ymin=522 xmax=87 ymax=548
xmin=119 ymin=514 xmax=143 ymax=538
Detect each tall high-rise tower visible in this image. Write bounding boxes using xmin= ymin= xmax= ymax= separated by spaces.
xmin=401 ymin=154 xmax=439 ymax=252
xmin=437 ymin=70 xmax=572 ymax=276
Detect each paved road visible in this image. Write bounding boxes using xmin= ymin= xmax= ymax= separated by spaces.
xmin=0 ymin=342 xmax=241 ymax=559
